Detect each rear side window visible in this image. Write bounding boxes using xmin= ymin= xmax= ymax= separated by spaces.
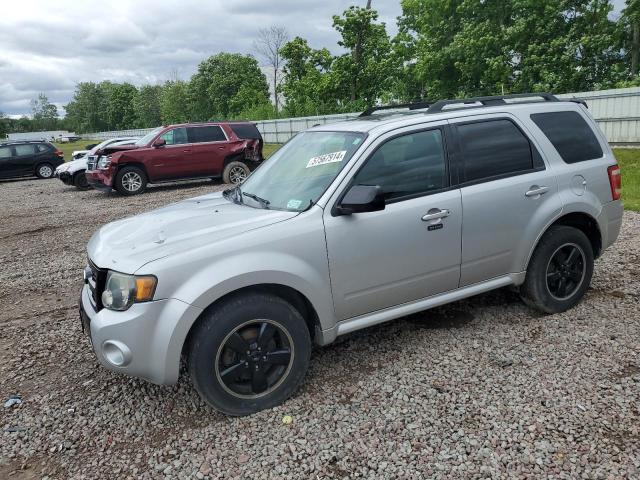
xmin=353 ymin=129 xmax=447 ymax=200
xmin=14 ymin=144 xmax=37 ymax=156
xmin=457 ymin=119 xmax=538 ymax=183
xmin=189 ymin=126 xmax=226 ymax=143
xmin=230 ymin=123 xmax=262 ymax=140
xmin=531 ymin=111 xmax=603 ymax=163
xmin=0 ymin=146 xmax=12 ymax=158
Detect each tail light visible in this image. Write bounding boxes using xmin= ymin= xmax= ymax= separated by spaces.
xmin=54 ymin=149 xmax=64 ymax=158
xmin=607 ymin=165 xmax=621 ymax=201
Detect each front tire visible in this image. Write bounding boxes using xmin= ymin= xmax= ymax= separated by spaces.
xmin=35 ymin=163 xmax=54 ymax=179
xmin=73 ymin=171 xmax=90 ymax=190
xmin=520 ymin=225 xmax=594 ymax=314
xmin=188 ymin=293 xmax=311 ymax=416
xmin=114 ymin=166 xmax=147 ymax=195
xmin=222 ymin=161 xmax=250 ymax=185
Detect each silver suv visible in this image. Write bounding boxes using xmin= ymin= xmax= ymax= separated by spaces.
xmin=80 ymin=94 xmax=623 ymax=415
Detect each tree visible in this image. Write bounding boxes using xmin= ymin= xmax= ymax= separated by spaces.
xmin=253 ymin=26 xmax=289 ymax=113
xmin=160 ymin=79 xmax=191 ymax=124
xmin=105 ymin=82 xmax=137 ymax=130
xmin=65 ymin=82 xmax=109 ymax=133
xmin=279 ymin=37 xmax=336 ymax=116
xmin=622 ymin=0 xmax=640 ymax=77
xmin=331 ymin=5 xmax=394 ymax=108
xmin=31 ymin=93 xmax=58 ymax=131
xmin=189 ymin=53 xmax=271 ymax=120
xmin=397 ymin=0 xmax=623 ymax=99
xmin=134 ymin=85 xmax=163 ymax=127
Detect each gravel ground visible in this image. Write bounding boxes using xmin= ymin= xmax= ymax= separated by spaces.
xmin=1 ymin=176 xmax=639 ymax=479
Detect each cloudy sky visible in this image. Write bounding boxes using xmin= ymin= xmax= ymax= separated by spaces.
xmin=0 ymin=0 xmax=626 ymax=118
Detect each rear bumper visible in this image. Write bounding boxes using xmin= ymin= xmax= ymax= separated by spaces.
xmin=80 ymin=284 xmax=203 ymax=385
xmin=86 ymin=170 xmax=114 ymax=191
xmin=598 ymin=200 xmax=624 ymax=251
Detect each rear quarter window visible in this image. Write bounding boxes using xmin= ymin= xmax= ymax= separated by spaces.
xmin=531 ymin=111 xmax=603 ymax=164
xmin=229 ymin=123 xmax=262 ymax=140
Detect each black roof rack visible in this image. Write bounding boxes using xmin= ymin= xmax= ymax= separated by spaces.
xmin=426 ymin=92 xmax=559 ymax=114
xmin=360 ymin=101 xmax=432 ymax=117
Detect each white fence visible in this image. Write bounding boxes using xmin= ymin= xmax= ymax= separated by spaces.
xmin=82 ymin=87 xmax=640 ymax=145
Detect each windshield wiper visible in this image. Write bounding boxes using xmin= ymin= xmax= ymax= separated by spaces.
xmin=242 ymin=191 xmax=270 ymax=208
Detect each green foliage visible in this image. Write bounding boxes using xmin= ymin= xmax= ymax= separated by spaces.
xmin=105 ymin=83 xmax=138 ymax=130
xmin=279 ymin=37 xmax=336 ymax=116
xmin=159 ymin=80 xmax=190 ymax=124
xmin=331 ymin=6 xmax=395 ymax=108
xmin=399 ymin=0 xmax=625 ymax=99
xmin=613 ymin=148 xmax=640 ymax=211
xmin=189 ymin=53 xmax=271 ymax=120
xmin=31 ymin=93 xmax=59 ymax=131
xmin=134 ymin=85 xmax=163 ymax=128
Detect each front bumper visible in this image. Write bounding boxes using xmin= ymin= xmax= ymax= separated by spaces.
xmin=80 ymin=284 xmax=203 ymax=385
xmin=85 ymin=170 xmax=114 ymax=192
xmin=57 ymin=171 xmax=73 ymax=185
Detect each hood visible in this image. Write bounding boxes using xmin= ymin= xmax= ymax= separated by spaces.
xmin=100 ymin=144 xmax=140 ymax=155
xmin=87 ymin=192 xmax=297 ymax=273
xmin=56 ymin=157 xmax=87 ymax=173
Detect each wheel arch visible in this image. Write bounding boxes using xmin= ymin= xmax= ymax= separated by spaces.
xmin=525 ymin=211 xmax=602 ymax=271
xmin=182 ymin=283 xmax=321 ymax=358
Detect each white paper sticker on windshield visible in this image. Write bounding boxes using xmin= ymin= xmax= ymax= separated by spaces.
xmin=287 ymin=199 xmax=302 ymax=209
xmin=306 ymin=150 xmax=347 ymax=168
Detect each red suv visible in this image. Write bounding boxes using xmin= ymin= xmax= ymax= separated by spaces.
xmin=85 ymin=122 xmax=264 ymax=195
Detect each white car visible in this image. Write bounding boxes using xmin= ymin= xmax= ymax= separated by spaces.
xmin=55 ymin=138 xmax=138 ymax=189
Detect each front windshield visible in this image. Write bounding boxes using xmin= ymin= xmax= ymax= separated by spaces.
xmin=135 ymin=127 xmax=163 ymax=146
xmin=235 ymin=131 xmax=366 ymax=211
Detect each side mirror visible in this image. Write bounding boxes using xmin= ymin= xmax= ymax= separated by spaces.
xmin=153 ymin=138 xmax=166 ymax=148
xmin=335 ymin=185 xmax=385 ymax=215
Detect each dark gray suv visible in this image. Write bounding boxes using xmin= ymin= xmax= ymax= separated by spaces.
xmin=0 ymin=141 xmax=64 ymax=180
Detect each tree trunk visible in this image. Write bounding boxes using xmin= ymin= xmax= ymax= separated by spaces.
xmin=632 ymin=22 xmax=639 ymax=76
xmin=274 ymin=66 xmax=279 ymax=114
xmin=350 ymin=0 xmax=373 ymax=102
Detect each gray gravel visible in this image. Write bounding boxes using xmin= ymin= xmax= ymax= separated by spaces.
xmin=1 ymin=176 xmax=639 ymax=479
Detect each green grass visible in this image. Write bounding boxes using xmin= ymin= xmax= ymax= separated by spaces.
xmin=53 ymin=140 xmax=99 ymax=161
xmin=613 ymin=148 xmax=640 ymax=211
xmin=263 ymin=143 xmax=281 ymax=158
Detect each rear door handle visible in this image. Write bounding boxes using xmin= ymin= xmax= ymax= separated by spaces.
xmin=422 ymin=208 xmax=450 ymax=221
xmin=525 ymin=185 xmax=549 ymax=197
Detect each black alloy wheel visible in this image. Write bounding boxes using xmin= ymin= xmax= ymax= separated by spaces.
xmin=216 ymin=319 xmax=294 ymax=398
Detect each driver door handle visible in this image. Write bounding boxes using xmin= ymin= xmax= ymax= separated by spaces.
xmin=422 ymin=208 xmax=450 ymax=221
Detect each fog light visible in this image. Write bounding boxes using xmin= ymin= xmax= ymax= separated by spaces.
xmin=102 ymin=340 xmax=132 ymax=367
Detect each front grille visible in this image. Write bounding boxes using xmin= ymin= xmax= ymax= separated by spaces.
xmin=86 ymin=260 xmax=107 ymax=311
xmin=86 ymin=155 xmax=97 ymax=171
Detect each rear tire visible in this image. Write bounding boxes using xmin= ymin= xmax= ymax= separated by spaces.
xmin=73 ymin=171 xmax=90 ymax=190
xmin=222 ymin=161 xmax=250 ymax=185
xmin=520 ymin=225 xmax=594 ymax=314
xmin=114 ymin=166 xmax=147 ymax=195
xmin=35 ymin=163 xmax=54 ymax=179
xmin=188 ymin=293 xmax=311 ymax=416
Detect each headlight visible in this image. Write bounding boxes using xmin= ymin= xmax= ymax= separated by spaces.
xmin=101 ymin=271 xmax=157 ymax=311
xmin=97 ymin=155 xmax=112 ymax=169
